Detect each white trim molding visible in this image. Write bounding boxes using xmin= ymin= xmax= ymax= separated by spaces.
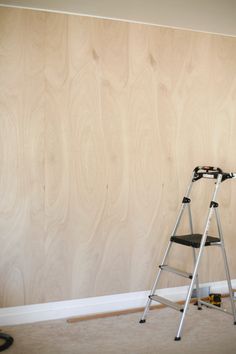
xmin=0 ymin=279 xmax=235 ymax=326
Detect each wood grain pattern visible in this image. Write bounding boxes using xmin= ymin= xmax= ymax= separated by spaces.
xmin=0 ymin=7 xmax=236 ymax=306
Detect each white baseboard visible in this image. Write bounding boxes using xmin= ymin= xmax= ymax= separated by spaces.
xmin=0 ymin=279 xmax=235 ymax=326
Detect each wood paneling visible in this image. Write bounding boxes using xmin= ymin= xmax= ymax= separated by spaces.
xmin=0 ymin=7 xmax=236 ymax=306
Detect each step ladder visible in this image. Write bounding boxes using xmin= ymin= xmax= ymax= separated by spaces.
xmin=139 ymin=166 xmax=236 ymax=341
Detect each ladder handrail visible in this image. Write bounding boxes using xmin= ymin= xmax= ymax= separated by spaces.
xmin=193 ymin=166 xmax=236 ymax=182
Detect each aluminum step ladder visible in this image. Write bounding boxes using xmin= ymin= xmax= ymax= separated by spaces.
xmin=139 ymin=166 xmax=236 ymax=341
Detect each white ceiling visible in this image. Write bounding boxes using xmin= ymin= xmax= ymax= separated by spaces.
xmin=1 ymin=0 xmax=236 ymax=36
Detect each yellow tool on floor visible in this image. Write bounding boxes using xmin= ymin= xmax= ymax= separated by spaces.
xmin=209 ymin=293 xmax=222 ymax=307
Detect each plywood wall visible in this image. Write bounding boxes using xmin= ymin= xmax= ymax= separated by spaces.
xmin=0 ymin=7 xmax=236 ymax=307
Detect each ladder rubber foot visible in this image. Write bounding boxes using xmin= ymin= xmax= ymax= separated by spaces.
xmin=198 ymin=307 xmax=202 ymax=310
xmin=139 ymin=319 xmax=146 ymax=324
xmin=175 ymin=337 xmax=181 ymax=341
xmin=0 ymin=333 xmax=14 ymax=352
xmin=234 ymin=321 xmax=236 ymax=325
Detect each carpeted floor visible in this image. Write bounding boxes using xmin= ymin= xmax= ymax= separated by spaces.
xmin=2 ymin=300 xmax=236 ymax=354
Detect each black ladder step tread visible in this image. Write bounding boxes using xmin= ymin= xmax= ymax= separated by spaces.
xmin=170 ymin=234 xmax=220 ymax=248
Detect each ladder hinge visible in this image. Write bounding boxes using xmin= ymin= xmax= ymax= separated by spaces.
xmin=210 ymin=201 xmax=219 ymax=208
xmin=182 ymin=197 xmax=191 ymax=204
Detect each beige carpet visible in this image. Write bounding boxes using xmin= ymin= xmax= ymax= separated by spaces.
xmin=2 ymin=301 xmax=236 ymax=354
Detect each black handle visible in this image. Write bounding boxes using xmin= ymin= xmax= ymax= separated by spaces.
xmin=193 ymin=166 xmax=223 ymax=181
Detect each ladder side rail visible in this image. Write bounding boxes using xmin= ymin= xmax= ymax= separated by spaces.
xmin=139 ymin=241 xmax=173 ymax=322
xmin=149 ymin=240 xmax=173 ymax=296
xmin=214 ymin=207 xmax=236 ymax=322
xmin=187 ymin=204 xmax=193 ymax=234
xmin=171 ymin=173 xmax=195 ymax=237
xmin=175 ymin=173 xmax=223 ymax=340
xmin=192 ymin=248 xmax=202 ymax=310
xmin=188 ymin=191 xmax=202 ymax=309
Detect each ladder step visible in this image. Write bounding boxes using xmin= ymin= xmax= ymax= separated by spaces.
xmin=149 ymin=295 xmax=183 ymax=312
xmin=170 ymin=234 xmax=220 ymax=248
xmin=160 ymin=265 xmax=193 ymax=279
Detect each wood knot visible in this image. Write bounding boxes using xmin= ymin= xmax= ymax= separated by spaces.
xmin=92 ymin=49 xmax=99 ymax=61
xmin=149 ymin=53 xmax=157 ymax=68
